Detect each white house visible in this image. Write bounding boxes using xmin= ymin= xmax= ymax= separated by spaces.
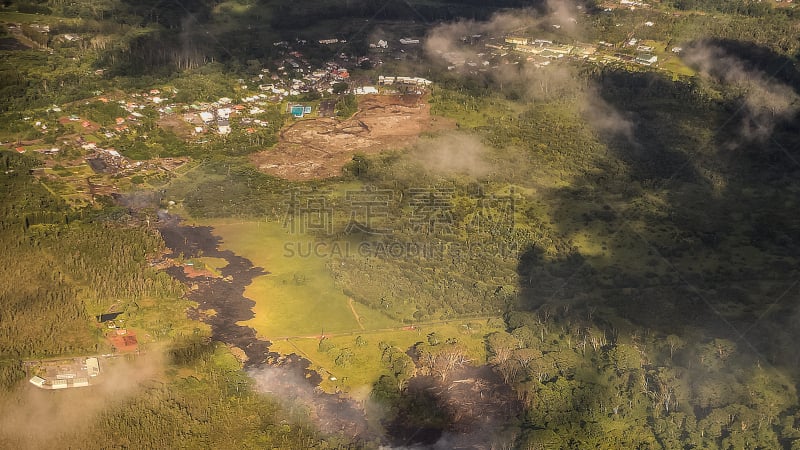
xmin=354 ymin=86 xmax=379 ymax=95
xmin=199 ymin=111 xmax=214 ymax=123
xmin=636 ymin=54 xmax=658 ymax=65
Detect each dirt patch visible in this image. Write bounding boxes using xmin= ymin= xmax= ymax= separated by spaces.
xmin=108 ymin=330 xmax=139 ymax=353
xmin=251 ymin=94 xmax=455 ymax=180
xmin=182 ymin=263 xmax=216 ymax=279
xmin=157 ymin=114 xmax=194 ymax=139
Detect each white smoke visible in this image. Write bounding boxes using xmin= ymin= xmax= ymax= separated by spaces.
xmin=683 ymin=43 xmax=800 ymax=143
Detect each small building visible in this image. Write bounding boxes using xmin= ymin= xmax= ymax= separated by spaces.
xmin=505 ymin=37 xmax=528 ymax=45
xmin=217 ymin=119 xmax=231 ymax=135
xmin=399 ymin=38 xmax=420 ymax=45
xmin=29 ymin=376 xmax=45 ymax=387
xmin=636 ymin=54 xmax=658 ymax=65
xmin=354 ymin=86 xmax=379 ymax=95
xmin=217 ymin=107 xmax=232 ymax=119
xmin=86 ymin=357 xmax=100 ymax=377
xmin=73 ymin=378 xmax=89 ymax=388
xmin=51 ymin=379 xmax=68 ymax=389
xmin=199 ymin=111 xmax=214 ymax=123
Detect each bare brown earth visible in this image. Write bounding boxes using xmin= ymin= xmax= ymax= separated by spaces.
xmin=157 ymin=114 xmax=195 ymax=139
xmin=251 ymin=93 xmax=455 ymax=180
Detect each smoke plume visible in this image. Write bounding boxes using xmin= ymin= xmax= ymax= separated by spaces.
xmin=247 ymin=365 xmax=373 ymax=441
xmin=411 ymin=133 xmax=492 ymax=177
xmin=581 ymin=87 xmax=637 ymax=144
xmin=683 ymin=42 xmax=800 ymax=143
xmin=0 ymin=352 xmax=165 ymax=449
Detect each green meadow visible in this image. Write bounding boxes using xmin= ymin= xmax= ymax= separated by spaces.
xmin=206 ymin=220 xmax=401 ymax=338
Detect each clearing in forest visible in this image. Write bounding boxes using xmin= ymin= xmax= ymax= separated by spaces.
xmin=250 ymin=94 xmax=455 ymax=180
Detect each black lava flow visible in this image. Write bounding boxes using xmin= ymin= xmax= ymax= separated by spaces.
xmin=157 ymin=218 xmax=317 ymax=381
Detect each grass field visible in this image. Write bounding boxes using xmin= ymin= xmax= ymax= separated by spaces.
xmin=205 ymin=220 xmax=402 ymax=338
xmin=198 ymin=218 xmax=513 ymax=394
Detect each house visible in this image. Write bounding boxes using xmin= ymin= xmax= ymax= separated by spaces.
xmin=199 ymin=111 xmax=214 ymax=123
xmin=319 ymin=38 xmax=339 ymax=45
xmin=354 ymin=86 xmax=379 ymax=95
xmin=217 ymin=119 xmax=231 ymax=135
xmin=636 ymin=54 xmax=658 ymax=65
xmin=399 ymin=38 xmax=420 ymax=45
xmin=29 ymin=376 xmax=46 ymax=387
xmin=505 ymin=37 xmax=528 ymax=45
xmin=86 ymin=358 xmax=100 ymax=377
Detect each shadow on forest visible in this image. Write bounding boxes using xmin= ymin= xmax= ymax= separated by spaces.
xmin=517 ymin=40 xmax=800 ymax=367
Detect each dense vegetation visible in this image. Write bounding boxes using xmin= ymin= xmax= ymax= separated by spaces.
xmin=293 ymin=53 xmax=800 ymax=448
xmin=3 ymin=0 xmax=800 ymax=448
